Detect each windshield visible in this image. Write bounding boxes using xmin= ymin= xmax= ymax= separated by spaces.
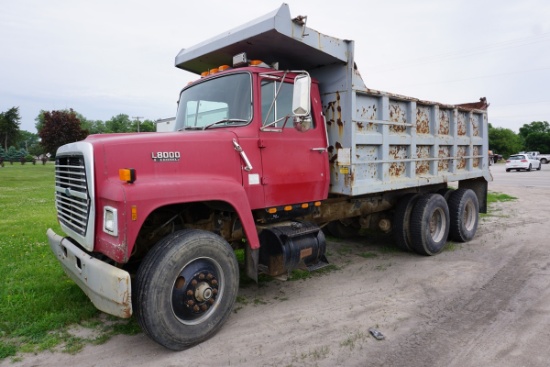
xmin=175 ymin=73 xmax=252 ymax=131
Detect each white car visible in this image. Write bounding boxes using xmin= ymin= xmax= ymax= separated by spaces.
xmin=505 ymin=153 xmax=541 ymax=172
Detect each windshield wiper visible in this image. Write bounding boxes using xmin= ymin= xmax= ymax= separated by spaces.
xmin=203 ymin=118 xmax=248 ymax=130
xmin=177 ymin=126 xmax=202 ymax=131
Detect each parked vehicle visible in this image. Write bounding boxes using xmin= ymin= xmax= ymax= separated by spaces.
xmin=506 ymin=153 xmax=542 ymax=172
xmin=488 ymin=150 xmax=502 ymax=165
xmin=46 ymin=4 xmax=491 ymax=350
xmin=520 ymin=151 xmax=550 ymax=164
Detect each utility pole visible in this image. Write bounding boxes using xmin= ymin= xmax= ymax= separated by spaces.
xmin=133 ymin=116 xmax=144 ymax=132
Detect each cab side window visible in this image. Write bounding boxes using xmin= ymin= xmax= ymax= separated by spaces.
xmin=261 ymin=80 xmax=293 ymax=128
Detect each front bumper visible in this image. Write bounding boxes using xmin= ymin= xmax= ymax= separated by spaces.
xmin=47 ymin=229 xmax=132 ymax=318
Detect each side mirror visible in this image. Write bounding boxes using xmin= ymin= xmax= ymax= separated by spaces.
xmin=292 ymin=74 xmax=311 ymax=116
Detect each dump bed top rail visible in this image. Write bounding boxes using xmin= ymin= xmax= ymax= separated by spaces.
xmin=175 ymin=3 xmax=349 ymax=74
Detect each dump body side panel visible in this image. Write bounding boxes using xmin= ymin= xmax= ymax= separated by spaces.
xmin=324 ymin=87 xmax=490 ymax=196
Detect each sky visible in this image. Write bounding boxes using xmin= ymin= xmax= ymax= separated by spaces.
xmin=1 ymin=0 xmax=549 ymax=134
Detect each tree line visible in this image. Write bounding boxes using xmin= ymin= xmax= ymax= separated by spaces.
xmin=489 ymin=121 xmax=550 ymax=158
xmin=0 ymin=107 xmax=156 ymax=161
xmin=1 ymin=106 xmax=549 ymax=161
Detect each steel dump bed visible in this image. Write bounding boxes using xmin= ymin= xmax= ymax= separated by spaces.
xmin=175 ymin=4 xmax=491 ymax=197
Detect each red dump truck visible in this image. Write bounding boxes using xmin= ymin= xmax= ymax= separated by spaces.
xmin=47 ymin=4 xmax=491 ymax=350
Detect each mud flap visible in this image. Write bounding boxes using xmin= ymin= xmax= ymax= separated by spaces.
xmin=246 ymin=246 xmax=259 ymax=283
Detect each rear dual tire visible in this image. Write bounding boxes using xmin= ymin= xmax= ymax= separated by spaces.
xmin=409 ymin=194 xmax=450 ymax=256
xmin=447 ymin=188 xmax=479 ymax=243
xmin=393 ymin=188 xmax=479 ymax=255
xmin=392 ymin=193 xmax=421 ymax=252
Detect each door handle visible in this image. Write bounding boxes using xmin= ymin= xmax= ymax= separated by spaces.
xmin=311 ymin=148 xmax=326 ymax=153
xmin=233 ymin=139 xmax=253 ymax=171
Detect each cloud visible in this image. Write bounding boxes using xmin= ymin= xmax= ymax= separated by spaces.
xmin=1 ymin=0 xmax=549 ymax=133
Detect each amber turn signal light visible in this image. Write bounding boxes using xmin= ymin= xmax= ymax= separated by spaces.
xmin=119 ymin=168 xmax=136 ymax=183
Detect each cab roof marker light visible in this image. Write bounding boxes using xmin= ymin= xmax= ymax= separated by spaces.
xmin=233 ymin=52 xmax=247 ymax=67
xmin=250 ymin=59 xmax=270 ymax=68
xmin=218 ymin=64 xmax=231 ymax=71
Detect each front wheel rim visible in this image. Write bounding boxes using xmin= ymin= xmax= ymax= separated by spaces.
xmin=171 ymin=257 xmax=225 ymax=325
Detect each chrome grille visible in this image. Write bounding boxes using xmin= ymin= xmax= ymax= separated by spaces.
xmin=55 ymin=155 xmax=90 ymax=236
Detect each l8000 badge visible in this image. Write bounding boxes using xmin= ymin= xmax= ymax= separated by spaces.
xmin=151 ymin=151 xmax=181 ymax=162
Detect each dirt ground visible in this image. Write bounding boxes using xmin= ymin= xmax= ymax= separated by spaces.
xmin=3 ymin=166 xmax=550 ymax=367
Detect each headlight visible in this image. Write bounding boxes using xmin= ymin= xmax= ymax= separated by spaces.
xmin=103 ymin=206 xmax=118 ymax=236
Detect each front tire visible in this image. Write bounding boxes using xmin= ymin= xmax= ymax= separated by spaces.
xmin=134 ymin=229 xmax=239 ymax=350
xmin=448 ymin=188 xmax=479 ymax=242
xmin=410 ymin=194 xmax=450 ymax=256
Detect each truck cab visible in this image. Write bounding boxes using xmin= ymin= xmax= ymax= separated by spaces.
xmin=173 ymin=63 xmax=329 ymax=209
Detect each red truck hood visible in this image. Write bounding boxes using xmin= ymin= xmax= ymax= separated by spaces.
xmin=85 ymin=131 xmax=243 ymax=184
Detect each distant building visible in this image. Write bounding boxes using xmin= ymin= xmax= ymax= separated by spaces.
xmin=155 ymin=117 xmax=176 ymax=132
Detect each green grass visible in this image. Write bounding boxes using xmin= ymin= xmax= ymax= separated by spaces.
xmin=487 ymin=191 xmax=517 ymax=203
xmin=0 ymin=164 xmax=137 ymax=361
xmin=288 ymin=264 xmax=339 ymax=281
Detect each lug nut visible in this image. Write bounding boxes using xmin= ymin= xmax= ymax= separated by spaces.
xmin=193 ymin=305 xmax=200 ymax=312
xmin=199 ymin=273 xmax=205 ymax=280
xmin=187 ymin=290 xmax=193 ymax=296
xmin=191 ymin=279 xmax=198 ymax=286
